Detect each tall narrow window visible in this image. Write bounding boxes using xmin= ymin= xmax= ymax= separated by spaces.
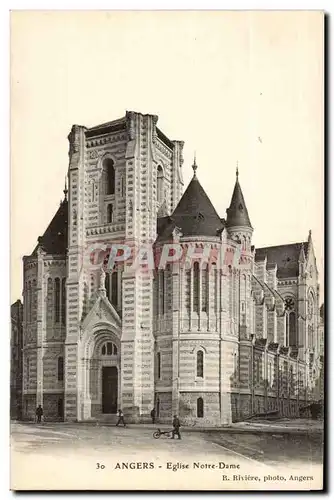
xmin=159 ymin=270 xmax=165 ymax=315
xmin=196 ymin=350 xmax=204 ymax=378
xmin=61 ymin=278 xmax=66 ymax=325
xmin=107 ymin=204 xmax=113 ymax=223
xmin=201 ymin=264 xmax=208 ymax=312
xmin=55 ymin=278 xmax=60 ymax=323
xmin=197 ymin=397 xmax=204 ymax=418
xmin=288 ymin=312 xmax=297 ymax=347
xmin=112 ymin=271 xmax=118 ymax=307
xmin=212 ymin=263 xmax=218 ymax=314
xmin=193 ymin=262 xmax=200 ymax=312
xmin=104 ymin=158 xmax=115 ymax=195
xmin=57 ymin=356 xmax=64 ymax=381
xmin=58 ymin=398 xmax=64 ymax=419
xmin=157 ymin=166 xmax=164 ymax=204
xmin=27 ymin=282 xmax=31 ymax=323
xmin=157 ymin=352 xmax=161 ymax=379
xmin=105 ymin=273 xmax=110 ymax=302
xmin=185 ymin=269 xmax=191 ymax=314
xmin=120 ymin=176 xmax=125 ymax=198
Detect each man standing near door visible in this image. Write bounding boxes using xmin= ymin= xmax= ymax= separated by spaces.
xmin=116 ymin=409 xmax=126 ymax=427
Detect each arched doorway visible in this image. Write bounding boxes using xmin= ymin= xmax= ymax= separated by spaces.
xmin=81 ymin=329 xmax=121 ymax=420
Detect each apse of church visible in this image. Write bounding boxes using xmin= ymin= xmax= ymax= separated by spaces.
xmin=21 ymin=111 xmax=322 ymax=425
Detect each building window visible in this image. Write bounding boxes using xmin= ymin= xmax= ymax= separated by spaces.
xmin=107 ymin=204 xmax=113 ymax=223
xmin=157 ymin=352 xmax=161 ymax=379
xmin=54 ymin=278 xmax=60 ymax=323
xmin=212 ymin=263 xmax=218 ymax=314
xmin=201 ymin=264 xmax=208 ymax=312
xmin=121 ymin=176 xmax=125 ymax=198
xmin=101 ymin=342 xmax=117 ymax=356
xmin=103 ymin=158 xmax=115 ymax=195
xmin=193 ymin=262 xmax=200 ymax=312
xmin=287 ymin=311 xmax=297 ymax=347
xmin=26 ymin=357 xmax=30 ymax=382
xmin=57 ymin=356 xmax=64 ymax=381
xmin=57 ymin=398 xmax=64 ymax=419
xmin=159 ymin=270 xmax=165 ymax=315
xmin=112 ymin=272 xmax=118 ymax=307
xmin=157 ymin=165 xmax=164 ymax=204
xmin=61 ymin=278 xmax=66 ymax=325
xmin=197 ymin=397 xmax=204 ymax=418
xmin=196 ymin=350 xmax=204 ymax=378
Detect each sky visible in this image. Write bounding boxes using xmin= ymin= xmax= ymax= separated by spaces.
xmin=10 ymin=10 xmax=324 ymax=303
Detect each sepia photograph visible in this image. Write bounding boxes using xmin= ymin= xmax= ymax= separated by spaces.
xmin=10 ymin=10 xmax=324 ymax=491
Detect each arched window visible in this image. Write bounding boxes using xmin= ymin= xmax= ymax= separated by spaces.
xmin=157 ymin=352 xmax=161 ymax=379
xmin=288 ymin=312 xmax=297 ymax=347
xmin=105 ymin=272 xmax=110 ymax=302
xmin=101 ymin=342 xmax=117 ymax=356
xmin=61 ymin=278 xmax=66 ymax=326
xmin=196 ymin=350 xmax=204 ymax=378
xmin=185 ymin=268 xmax=191 ymax=313
xmin=54 ymin=278 xmax=60 ymax=323
xmin=201 ymin=264 xmax=208 ymax=312
xmin=57 ymin=356 xmax=64 ymax=381
xmin=107 ymin=204 xmax=113 ymax=223
xmin=157 ymin=165 xmax=164 ymax=204
xmin=212 ymin=262 xmax=218 ymax=314
xmin=193 ymin=262 xmax=200 ymax=312
xmin=103 ymin=158 xmax=115 ymax=195
xmin=112 ymin=271 xmax=118 ymax=307
xmin=197 ymin=397 xmax=204 ymax=418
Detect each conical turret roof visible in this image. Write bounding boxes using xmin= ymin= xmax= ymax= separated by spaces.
xmin=226 ymin=171 xmax=252 ymax=229
xmin=157 ymin=161 xmax=224 ymax=240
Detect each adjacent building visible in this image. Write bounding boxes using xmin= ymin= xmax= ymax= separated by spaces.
xmin=11 ymin=299 xmax=23 ymax=420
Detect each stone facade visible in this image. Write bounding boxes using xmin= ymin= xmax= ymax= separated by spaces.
xmin=19 ymin=111 xmax=323 ymax=425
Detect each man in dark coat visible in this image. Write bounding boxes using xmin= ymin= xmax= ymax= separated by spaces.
xmin=172 ymin=415 xmax=181 ymax=440
xmin=150 ymin=408 xmax=156 ymax=424
xmin=116 ymin=409 xmax=126 ymax=427
xmin=36 ymin=405 xmax=43 ymax=423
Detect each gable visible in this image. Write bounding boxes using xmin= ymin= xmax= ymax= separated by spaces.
xmin=81 ymin=295 xmax=121 ymax=333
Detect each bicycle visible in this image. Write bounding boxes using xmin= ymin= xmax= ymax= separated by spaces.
xmin=153 ymin=428 xmax=174 ymax=439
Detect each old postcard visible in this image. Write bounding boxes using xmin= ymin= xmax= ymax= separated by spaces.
xmin=10 ymin=10 xmax=324 ymax=491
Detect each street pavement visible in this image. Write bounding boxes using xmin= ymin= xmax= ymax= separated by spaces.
xmin=10 ymin=421 xmax=324 ymax=491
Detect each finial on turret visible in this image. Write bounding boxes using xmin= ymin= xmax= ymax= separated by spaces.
xmin=236 ymin=161 xmax=239 ymax=180
xmin=63 ymin=176 xmax=68 ymax=200
xmin=192 ymin=152 xmax=198 ymax=177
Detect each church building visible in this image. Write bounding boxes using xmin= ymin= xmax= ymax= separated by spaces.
xmin=22 ymin=111 xmax=322 ymax=425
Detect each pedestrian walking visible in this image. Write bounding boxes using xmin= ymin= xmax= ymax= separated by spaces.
xmin=116 ymin=409 xmax=126 ymax=427
xmin=150 ymin=408 xmax=156 ymax=424
xmin=172 ymin=415 xmax=181 ymax=440
xmin=36 ymin=405 xmax=43 ymax=424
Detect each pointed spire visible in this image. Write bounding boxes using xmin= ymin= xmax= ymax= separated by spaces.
xmin=192 ymin=152 xmax=198 ymax=177
xmin=63 ymin=176 xmax=68 ymax=201
xmin=299 ymin=243 xmax=306 ymax=263
xmin=226 ymin=166 xmax=252 ymax=229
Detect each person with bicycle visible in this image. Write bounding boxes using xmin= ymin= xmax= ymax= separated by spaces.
xmin=172 ymin=415 xmax=181 ymax=440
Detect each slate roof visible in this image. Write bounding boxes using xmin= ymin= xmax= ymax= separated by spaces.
xmin=32 ymin=199 xmax=68 ymax=256
xmin=226 ymin=177 xmax=252 ymax=228
xmin=255 ymin=242 xmax=309 ymax=279
xmin=157 ymin=174 xmax=224 ymax=240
